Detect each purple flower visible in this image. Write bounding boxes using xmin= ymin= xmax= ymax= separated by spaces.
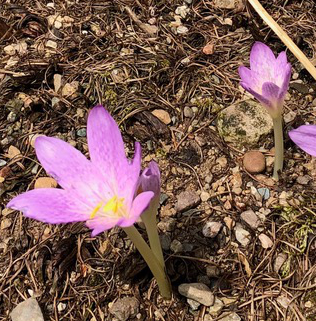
xmin=289 ymin=125 xmax=316 ymax=157
xmin=239 ymin=42 xmax=291 ymax=118
xmin=7 ymin=105 xmax=154 ymax=236
xmin=138 ymin=161 xmax=161 ymax=208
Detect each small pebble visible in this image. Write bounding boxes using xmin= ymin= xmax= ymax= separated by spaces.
xmin=296 ymin=175 xmax=310 ymax=185
xmin=200 ymin=191 xmax=210 ymax=202
xmin=178 ymin=283 xmax=214 ymax=306
xmin=187 ymin=298 xmax=200 ymax=311
xmin=259 ymin=233 xmax=273 ymax=249
xmin=208 ymin=297 xmax=224 ymax=317
xmin=184 ymin=106 xmax=194 ymax=118
xmin=77 ymin=128 xmax=87 ymax=137
xmin=234 ymin=223 xmax=251 ymax=246
xmin=109 ymin=297 xmax=139 ymax=321
xmin=240 ymin=210 xmax=260 ymax=230
xmin=170 ymin=239 xmax=183 ymax=253
xmin=160 ymin=234 xmax=171 ymax=251
xmin=257 ymin=187 xmax=270 ymax=200
xmin=175 ymin=190 xmax=200 ymax=212
xmin=0 ymin=159 xmax=7 ymax=167
xmin=202 ymin=221 xmax=222 ymax=238
xmin=243 ymin=151 xmax=266 ymax=174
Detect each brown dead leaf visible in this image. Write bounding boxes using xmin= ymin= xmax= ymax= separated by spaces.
xmin=34 ymin=177 xmax=58 ymax=189
xmin=7 ymin=145 xmax=22 ymax=160
xmin=238 ymin=250 xmax=252 ymax=277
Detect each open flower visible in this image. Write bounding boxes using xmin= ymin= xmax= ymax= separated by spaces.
xmin=7 ymin=105 xmax=154 ymax=236
xmin=289 ymin=125 xmax=316 ymax=157
xmin=239 ymin=42 xmax=291 ymax=118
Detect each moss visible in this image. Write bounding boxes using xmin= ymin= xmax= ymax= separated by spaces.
xmin=104 ymin=88 xmax=118 ymax=107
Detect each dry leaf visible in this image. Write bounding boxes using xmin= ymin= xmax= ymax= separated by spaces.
xmin=7 ymin=145 xmax=22 ymax=160
xmin=238 ymin=250 xmax=252 ymax=277
xmin=34 ymin=177 xmax=58 ymax=189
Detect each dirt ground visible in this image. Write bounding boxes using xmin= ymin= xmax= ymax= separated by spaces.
xmin=1 ymin=1 xmax=316 ymax=320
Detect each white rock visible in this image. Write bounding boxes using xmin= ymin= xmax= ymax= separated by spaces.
xmin=178 ymin=283 xmax=214 ymax=306
xmin=200 ymin=191 xmax=210 ymax=202
xmin=234 ymin=223 xmax=251 ymax=246
xmin=202 ymin=221 xmax=222 ymax=238
xmin=240 ymin=210 xmax=260 ymax=230
xmin=10 ymin=298 xmax=44 ymax=321
xmin=177 ymin=25 xmax=189 ymax=34
xmin=259 ymin=233 xmax=273 ymax=249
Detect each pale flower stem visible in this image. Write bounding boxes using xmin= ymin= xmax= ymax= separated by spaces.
xmin=272 ymin=116 xmax=284 ymax=180
xmin=123 ymin=225 xmax=171 ymax=299
xmin=141 ymin=206 xmax=165 ymax=269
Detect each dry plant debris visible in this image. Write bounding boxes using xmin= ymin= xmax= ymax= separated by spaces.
xmin=1 ymin=1 xmax=316 ymax=320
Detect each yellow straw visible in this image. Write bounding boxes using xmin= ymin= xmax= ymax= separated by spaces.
xmin=248 ymin=0 xmax=316 ymax=81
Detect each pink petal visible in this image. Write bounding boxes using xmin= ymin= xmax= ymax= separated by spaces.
xmin=87 ymin=105 xmax=142 ymax=205
xmin=87 ymin=105 xmax=128 ymax=176
xmin=238 ymin=66 xmax=261 ymax=93
xmin=7 ymin=188 xmax=89 ymax=224
xmin=240 ymin=82 xmax=271 ymax=107
xmin=35 ymin=136 xmax=106 ymax=206
xmin=250 ymin=42 xmax=276 ymax=77
xmin=289 ymin=125 xmax=316 ymax=157
xmin=86 ymin=217 xmax=118 ymax=236
xmin=119 ymin=191 xmax=154 ymax=227
xmin=278 ymin=63 xmax=291 ymax=100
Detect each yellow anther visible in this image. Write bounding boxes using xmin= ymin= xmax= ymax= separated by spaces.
xmin=90 ymin=202 xmax=103 ymax=219
xmin=103 ymin=195 xmax=124 ymax=213
xmin=90 ymin=196 xmax=125 ymax=219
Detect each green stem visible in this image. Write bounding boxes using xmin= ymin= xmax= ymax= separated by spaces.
xmin=141 ymin=204 xmax=165 ymax=269
xmin=272 ymin=116 xmax=284 ymax=180
xmin=123 ymin=225 xmax=171 ymax=299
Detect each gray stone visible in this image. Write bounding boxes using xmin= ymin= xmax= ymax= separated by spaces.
xmin=240 ymin=210 xmax=260 ymax=230
xmin=202 ymin=221 xmax=222 ymax=238
xmin=184 ymin=106 xmax=194 ymax=118
xmin=0 ymin=159 xmax=7 ymax=167
xmin=160 ymin=234 xmax=171 ymax=251
xmin=208 ymin=297 xmax=224 ymax=317
xmin=175 ymin=190 xmax=200 ymax=212
xmin=234 ymin=223 xmax=251 ymax=246
xmin=10 ymin=298 xmax=44 ymax=321
xmin=77 ymin=128 xmax=87 ymax=137
xmin=187 ymin=298 xmax=200 ymax=310
xmin=170 ymin=239 xmax=183 ymax=253
xmin=178 ymin=283 xmax=214 ymax=306
xmin=217 ymin=99 xmax=273 ymax=147
xmin=257 ymin=187 xmax=270 ymax=200
xmin=157 ymin=218 xmax=176 ymax=232
xmin=109 ymin=297 xmax=139 ymax=321
xmin=220 ymin=312 xmax=241 ymax=321
xmin=296 ymin=175 xmax=310 ymax=185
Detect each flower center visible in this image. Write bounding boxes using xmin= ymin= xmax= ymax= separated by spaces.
xmin=90 ymin=195 xmax=125 ymax=219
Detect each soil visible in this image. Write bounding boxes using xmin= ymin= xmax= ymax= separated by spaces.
xmin=1 ymin=1 xmax=316 ymax=320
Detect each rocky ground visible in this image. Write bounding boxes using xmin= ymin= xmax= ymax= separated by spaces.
xmin=1 ymin=1 xmax=316 ymax=320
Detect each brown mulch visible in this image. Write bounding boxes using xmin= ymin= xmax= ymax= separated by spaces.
xmin=1 ymin=1 xmax=316 ymax=320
